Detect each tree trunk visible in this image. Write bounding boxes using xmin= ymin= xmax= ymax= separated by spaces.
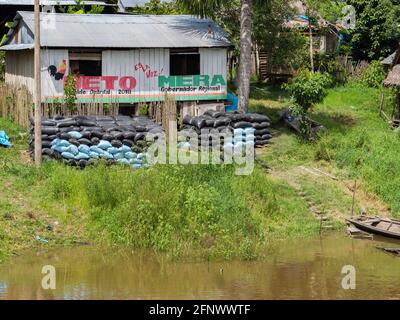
xmin=238 ymin=0 xmax=252 ymax=113
xmin=308 ymin=12 xmax=314 ymax=72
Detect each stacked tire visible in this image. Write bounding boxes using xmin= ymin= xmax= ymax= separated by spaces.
xmin=29 ymin=115 xmax=163 ymax=168
xmin=180 ymin=110 xmax=272 ymax=147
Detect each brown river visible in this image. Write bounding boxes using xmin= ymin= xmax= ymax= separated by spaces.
xmin=1 ymin=233 xmax=400 ymax=300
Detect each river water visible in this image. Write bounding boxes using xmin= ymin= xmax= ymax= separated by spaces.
xmin=0 ymin=233 xmax=399 ymax=300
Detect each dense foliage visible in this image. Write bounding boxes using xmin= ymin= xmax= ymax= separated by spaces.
xmin=128 ymin=0 xmax=184 ymax=14
xmin=64 ymin=74 xmax=77 ymax=111
xmin=359 ymin=60 xmax=386 ymax=88
xmin=284 ymin=70 xmax=332 ymax=111
xmin=252 ymin=0 xmax=309 ymax=75
xmin=347 ymin=0 xmax=400 ymax=61
xmin=59 ymin=0 xmax=105 ymax=14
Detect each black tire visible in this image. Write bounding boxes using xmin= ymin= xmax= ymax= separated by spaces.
xmin=122 ymin=139 xmax=134 ymax=147
xmin=91 ymin=131 xmax=104 ymax=139
xmin=78 ymin=138 xmax=92 ymax=146
xmin=77 ymin=119 xmax=97 ymax=127
xmin=80 ymin=131 xmax=92 ymax=139
xmin=134 ymin=133 xmax=146 ymax=143
xmin=57 ymin=120 xmax=76 ymax=128
xmin=102 ymin=134 xmax=113 ymax=141
xmin=48 ymin=135 xmax=57 ymax=141
xmin=42 ymin=148 xmax=54 ymax=156
xmin=42 ymin=141 xmax=52 ymax=148
xmin=255 ymin=129 xmax=270 ymax=136
xmin=190 ymin=117 xmax=206 ymax=129
xmin=42 ymin=120 xmax=56 ymax=127
xmin=214 ymin=118 xmax=230 ymax=128
xmin=106 ymin=126 xmax=122 ymax=133
xmin=123 ymin=131 xmax=136 ymax=140
xmin=59 ymin=133 xmax=70 ymax=140
xmin=249 ymin=114 xmax=270 ymax=123
xmin=111 ymin=132 xmax=124 ymax=140
xmin=67 ymin=159 xmax=77 ymax=167
xmin=80 ymin=127 xmax=103 ymax=132
xmin=78 ymin=159 xmax=88 ymax=168
xmin=261 ymin=134 xmax=272 ymax=140
xmin=69 ymin=139 xmax=80 ymax=147
xmin=134 ymin=126 xmax=147 ymax=132
xmin=111 ymin=140 xmax=123 ymax=148
xmin=91 ymin=137 xmax=100 ymax=145
xmin=233 ymin=121 xmax=253 ymax=129
xmin=42 ymin=127 xmax=59 ymax=135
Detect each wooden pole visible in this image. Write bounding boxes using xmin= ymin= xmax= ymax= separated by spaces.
xmin=34 ymin=0 xmax=42 ymax=167
xmin=308 ymin=13 xmax=314 ymax=72
xmin=351 ymin=180 xmax=357 ymax=217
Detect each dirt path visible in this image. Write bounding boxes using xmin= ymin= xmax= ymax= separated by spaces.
xmin=267 ymin=163 xmax=391 ymax=224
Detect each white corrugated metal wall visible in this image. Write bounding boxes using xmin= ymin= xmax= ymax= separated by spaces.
xmin=199 ymin=48 xmax=227 ymax=82
xmin=5 ymin=50 xmax=35 ymax=94
xmin=102 ymin=49 xmax=170 ymax=102
xmin=41 ymin=49 xmax=69 ymax=100
xmin=7 ymin=47 xmax=228 ymax=103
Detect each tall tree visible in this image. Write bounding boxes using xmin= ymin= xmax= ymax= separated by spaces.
xmin=177 ymin=0 xmax=254 ymax=113
xmin=347 ymin=0 xmax=400 ymax=60
xmin=238 ymin=0 xmax=252 ymax=112
xmin=252 ymin=0 xmax=308 ymax=77
xmin=128 ymin=0 xmax=183 ymax=14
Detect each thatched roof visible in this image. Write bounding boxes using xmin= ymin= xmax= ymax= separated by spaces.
xmin=383 ymin=64 xmax=400 ymax=87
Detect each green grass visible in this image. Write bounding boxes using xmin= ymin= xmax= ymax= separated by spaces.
xmin=41 ymin=162 xmax=319 ymax=260
xmin=0 ymin=119 xmax=90 ymax=261
xmin=2 ymin=81 xmax=394 ymax=261
xmin=250 ymin=82 xmax=400 ymax=216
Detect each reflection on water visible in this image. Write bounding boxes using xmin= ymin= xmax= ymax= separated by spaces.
xmin=1 ymin=233 xmax=400 ymax=300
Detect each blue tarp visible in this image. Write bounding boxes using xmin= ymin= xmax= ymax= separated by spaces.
xmin=226 ymin=92 xmax=238 ymax=112
xmin=0 ymin=131 xmax=12 ymax=148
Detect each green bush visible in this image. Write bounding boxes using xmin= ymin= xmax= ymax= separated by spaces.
xmin=45 ymin=164 xmax=270 ymax=259
xmin=283 ymin=70 xmax=332 ymax=111
xmin=64 ymin=74 xmax=77 ymax=111
xmin=43 ymin=162 xmax=319 ymax=260
xmin=315 ymin=54 xmax=348 ymax=85
xmin=360 ymin=60 xmax=386 ymax=88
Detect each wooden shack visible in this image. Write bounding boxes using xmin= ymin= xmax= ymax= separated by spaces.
xmin=382 ymin=48 xmax=400 ymax=128
xmin=1 ymin=11 xmax=232 ymax=115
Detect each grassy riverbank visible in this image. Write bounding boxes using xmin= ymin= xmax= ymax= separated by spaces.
xmin=0 ymin=117 xmax=320 ymax=261
xmin=1 ymin=82 xmax=397 ymax=261
xmin=250 ymin=82 xmax=398 ymax=219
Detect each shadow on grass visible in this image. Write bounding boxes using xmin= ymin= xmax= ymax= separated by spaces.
xmin=248 ymin=84 xmax=359 ymax=136
xmin=250 ymin=84 xmax=290 ymax=101
xmin=311 ymin=111 xmax=358 ymax=133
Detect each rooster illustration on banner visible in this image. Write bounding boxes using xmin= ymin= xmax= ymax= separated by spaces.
xmin=48 ymin=59 xmax=67 ymax=81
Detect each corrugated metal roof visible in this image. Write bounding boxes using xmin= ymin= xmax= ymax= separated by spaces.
xmin=0 ymin=0 xmax=112 ymax=5
xmin=6 ymin=11 xmax=231 ymax=48
xmin=0 ymin=43 xmax=34 ymax=50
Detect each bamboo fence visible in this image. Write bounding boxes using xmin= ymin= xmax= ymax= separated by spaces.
xmin=0 ymin=83 xmax=33 ymax=128
xmin=0 ymin=83 xmax=120 ymax=128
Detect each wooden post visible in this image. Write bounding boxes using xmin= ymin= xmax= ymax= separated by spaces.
xmin=34 ymin=0 xmax=42 ymax=167
xmin=351 ymin=180 xmax=357 ymax=217
xmin=308 ymin=16 xmax=314 ymax=72
xmin=379 ymin=91 xmax=384 ymax=114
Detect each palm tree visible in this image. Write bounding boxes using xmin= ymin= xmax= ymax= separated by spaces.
xmin=238 ymin=0 xmax=252 ymax=113
xmin=177 ymin=0 xmax=254 ymax=113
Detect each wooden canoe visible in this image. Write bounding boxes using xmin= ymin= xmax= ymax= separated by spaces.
xmin=347 ymin=216 xmax=400 ymax=240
